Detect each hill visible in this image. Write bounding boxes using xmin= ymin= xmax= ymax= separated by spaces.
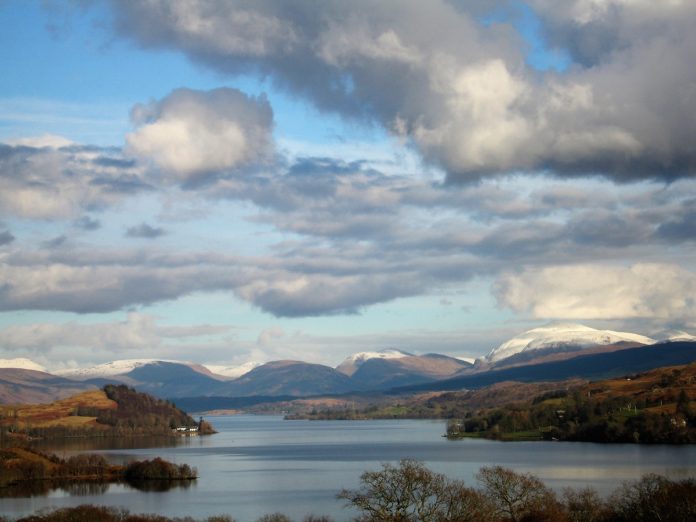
xmin=446 ymin=363 xmax=696 ymax=443
xmin=0 ymin=385 xmax=210 ymax=443
xmin=348 ymin=353 xmax=472 ymax=390
xmin=0 ymin=368 xmax=97 ymax=404
xmin=221 ymin=360 xmax=355 ymax=397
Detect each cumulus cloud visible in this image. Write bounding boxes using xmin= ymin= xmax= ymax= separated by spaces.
xmin=126 ymin=87 xmax=274 ymax=181
xmin=494 ymin=263 xmax=696 ymax=327
xmin=107 ymin=0 xmax=696 ymax=181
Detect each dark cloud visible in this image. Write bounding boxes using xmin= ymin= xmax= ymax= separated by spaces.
xmin=656 ymin=208 xmax=696 ymax=242
xmin=126 ymin=223 xmax=167 ymax=239
xmin=0 ymin=230 xmax=15 ymax=246
xmin=104 ymin=0 xmax=696 ymax=182
xmin=42 ymin=235 xmax=68 ymax=249
xmin=92 ymin=156 xmax=137 ymax=169
xmin=89 ymin=174 xmax=154 ymax=194
xmin=74 ymin=216 xmax=101 ymax=231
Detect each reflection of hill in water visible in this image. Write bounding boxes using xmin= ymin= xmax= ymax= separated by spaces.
xmin=29 ymin=435 xmax=189 ymax=453
xmin=0 ymin=478 xmax=193 ymax=498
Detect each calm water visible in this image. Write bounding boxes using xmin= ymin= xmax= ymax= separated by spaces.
xmin=3 ymin=415 xmax=696 ymax=521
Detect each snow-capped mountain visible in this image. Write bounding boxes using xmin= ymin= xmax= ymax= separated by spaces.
xmin=655 ymin=330 xmax=696 ymax=343
xmin=204 ymin=361 xmax=262 ymax=379
xmin=55 ymin=359 xmax=183 ymax=381
xmin=0 ymin=358 xmax=47 ymax=372
xmin=335 ymin=349 xmax=411 ymax=376
xmin=487 ymin=323 xmax=656 ymax=363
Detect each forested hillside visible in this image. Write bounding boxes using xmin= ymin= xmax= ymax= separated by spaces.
xmin=0 ymin=385 xmax=213 ymax=443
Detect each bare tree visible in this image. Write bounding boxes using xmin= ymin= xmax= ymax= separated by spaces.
xmin=338 ymin=459 xmax=494 ymax=522
xmin=476 ymin=466 xmax=559 ymax=522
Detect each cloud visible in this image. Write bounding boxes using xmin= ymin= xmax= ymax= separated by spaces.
xmin=0 ymin=312 xmax=232 ymax=357
xmin=5 ymin=134 xmax=74 ymax=148
xmin=126 ymin=222 xmax=166 ymax=239
xmin=494 ymin=263 xmax=696 ymax=328
xmin=106 ymin=0 xmax=696 ymax=182
xmin=0 ymin=143 xmax=150 ymax=219
xmin=0 ymin=313 xmax=159 ymax=353
xmin=257 ymin=326 xmax=284 ymax=346
xmin=42 ymin=235 xmax=68 ymax=249
xmin=0 ymin=230 xmax=15 ymax=246
xmin=126 ymin=87 xmax=274 ymax=181
xmin=74 ymin=216 xmax=101 ymax=231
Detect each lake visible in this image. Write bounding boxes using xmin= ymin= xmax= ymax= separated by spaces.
xmin=3 ymin=415 xmax=696 ymax=521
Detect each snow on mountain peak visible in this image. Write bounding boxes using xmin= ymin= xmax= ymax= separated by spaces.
xmin=0 ymin=358 xmax=47 ymax=372
xmin=487 ymin=323 xmax=655 ymax=363
xmin=336 ymin=349 xmax=411 ymax=376
xmin=54 ymin=359 xmax=174 ymax=380
xmin=204 ymin=361 xmax=262 ymax=379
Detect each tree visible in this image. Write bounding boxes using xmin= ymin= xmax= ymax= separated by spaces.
xmin=476 ymin=466 xmax=558 ymax=522
xmin=338 ymin=459 xmax=494 ymax=521
xmin=608 ymin=474 xmax=696 ymax=522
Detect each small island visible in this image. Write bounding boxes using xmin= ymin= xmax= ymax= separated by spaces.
xmin=0 ymin=446 xmax=196 ymax=490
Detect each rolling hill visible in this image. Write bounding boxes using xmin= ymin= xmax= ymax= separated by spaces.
xmin=0 ymin=368 xmax=96 ymax=404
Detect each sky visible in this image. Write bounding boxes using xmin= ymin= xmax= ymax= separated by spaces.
xmin=0 ymin=0 xmax=695 ymax=372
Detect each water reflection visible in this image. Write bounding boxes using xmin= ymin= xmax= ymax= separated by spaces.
xmin=0 ymin=479 xmax=194 ymax=498
xmin=29 ymin=435 xmax=188 ymax=453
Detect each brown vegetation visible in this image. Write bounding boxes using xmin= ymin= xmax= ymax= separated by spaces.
xmin=447 ymin=364 xmax=696 ymax=443
xmin=339 ymin=460 xmax=696 ymax=522
xmin=0 ymin=385 xmax=211 ymax=442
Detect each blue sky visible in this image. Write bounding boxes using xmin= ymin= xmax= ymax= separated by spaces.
xmin=1 ymin=0 xmax=695 ymax=371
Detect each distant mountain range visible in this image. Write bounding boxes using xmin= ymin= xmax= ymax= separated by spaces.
xmin=1 ymin=323 xmax=695 ymax=404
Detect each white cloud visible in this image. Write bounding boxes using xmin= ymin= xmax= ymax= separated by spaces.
xmin=126 ymin=88 xmax=274 ymax=181
xmin=495 ymin=263 xmax=696 ymax=327
xmin=257 ymin=326 xmax=285 ymax=346
xmin=6 ymin=134 xmax=74 ymax=148
xmin=109 ymin=0 xmax=696 ymax=182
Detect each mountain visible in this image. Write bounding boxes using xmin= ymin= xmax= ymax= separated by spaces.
xmin=0 ymin=368 xmax=96 ymax=404
xmin=486 ymin=323 xmax=655 ymax=363
xmin=396 ymin=341 xmax=696 ymax=393
xmin=221 ymin=360 xmax=355 ymax=397
xmin=0 ymin=358 xmax=47 ymax=372
xmin=55 ymin=359 xmax=216 ymax=381
xmin=348 ymin=352 xmax=473 ymax=390
xmin=119 ymin=361 xmax=224 ymax=397
xmin=336 ymin=349 xmax=411 ymax=376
